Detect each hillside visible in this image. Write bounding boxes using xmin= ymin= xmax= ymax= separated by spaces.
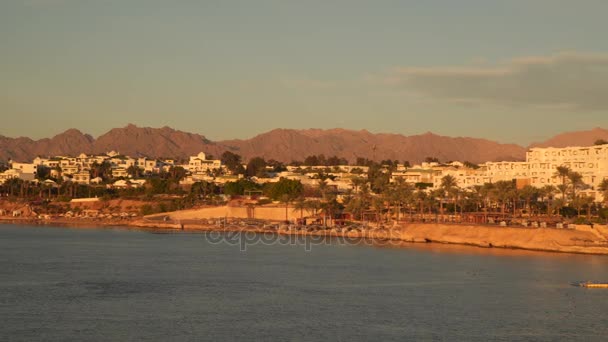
xmin=2 ymin=124 xmax=605 ymax=164
xmin=530 ymin=127 xmax=608 ymax=148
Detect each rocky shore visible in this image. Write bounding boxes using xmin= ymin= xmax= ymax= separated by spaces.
xmin=126 ymin=218 xmax=608 ymax=256
xmin=3 ymin=215 xmax=608 ymax=256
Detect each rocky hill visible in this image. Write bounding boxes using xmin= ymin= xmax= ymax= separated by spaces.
xmin=1 ymin=124 xmax=605 ymax=164
xmin=221 ymin=128 xmax=526 ymax=163
xmin=530 ymin=127 xmax=608 ymax=148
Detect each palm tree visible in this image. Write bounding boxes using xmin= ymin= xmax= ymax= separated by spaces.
xmin=320 ymin=196 xmax=340 ymax=227
xmin=518 ymin=185 xmax=539 ymax=216
xmin=280 ymin=194 xmax=292 ymax=223
xmin=572 ymin=195 xmax=594 ymax=219
xmin=293 ymin=197 xmax=308 ymax=223
xmin=440 ymin=175 xmax=458 ymax=220
xmin=307 ymin=199 xmax=322 ymax=217
xmin=429 ymin=188 xmax=444 ymax=222
xmin=344 ymin=182 xmax=372 ymax=221
xmin=568 ymin=171 xmax=584 ymax=200
xmin=351 ymin=176 xmax=367 ymax=193
xmin=581 ymin=195 xmax=595 ymax=219
xmin=492 ymin=181 xmax=516 ymax=216
xmin=414 ymin=189 xmax=428 ymax=221
xmin=127 ymin=165 xmax=143 ymax=178
xmin=540 ymin=185 xmax=558 ymax=216
xmin=554 ymin=165 xmax=571 ymax=200
xmin=317 ymin=179 xmax=329 ymax=200
xmin=385 ymin=177 xmax=414 ymax=221
xmin=599 ymin=179 xmax=608 ymax=205
xmin=371 ymin=196 xmax=386 ymax=224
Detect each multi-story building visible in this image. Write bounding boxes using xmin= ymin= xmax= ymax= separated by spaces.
xmin=474 ymin=145 xmax=608 ymax=201
xmin=72 ymin=171 xmax=91 ymax=185
xmin=186 ymin=152 xmax=222 ymax=173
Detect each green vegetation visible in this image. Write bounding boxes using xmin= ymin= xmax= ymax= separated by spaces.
xmin=221 ymin=151 xmax=245 ymax=175
xmin=2 ymin=149 xmax=607 ymax=225
xmin=303 ymin=155 xmax=348 ymax=166
xmin=246 ymin=157 xmax=267 ymax=177
xmin=594 ymin=139 xmax=608 ymax=146
xmin=223 ymin=179 xmax=261 ymax=196
xmin=264 ymin=178 xmax=303 ymax=201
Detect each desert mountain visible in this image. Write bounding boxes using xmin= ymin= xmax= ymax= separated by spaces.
xmin=221 ymin=128 xmax=526 ymax=164
xmin=530 ymin=127 xmax=608 ymax=148
xmin=0 ymin=125 xmax=220 ymax=162
xmin=92 ymin=124 xmax=226 ymax=158
xmin=1 ymin=124 xmax=605 ymax=164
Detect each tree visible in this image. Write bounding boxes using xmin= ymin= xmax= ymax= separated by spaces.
xmin=572 ymin=195 xmax=594 ymax=218
xmin=567 ymin=171 xmax=584 ymax=200
xmin=293 ymin=197 xmax=309 ymax=221
xmin=303 ymin=155 xmax=320 ymax=166
xmin=223 ymin=179 xmax=260 ymax=196
xmin=190 ymin=181 xmax=218 ymax=202
xmin=440 ymin=175 xmax=458 ymax=218
xmin=320 ymin=196 xmax=341 ymax=226
xmin=221 ymin=151 xmax=245 ymax=175
xmin=326 ymin=155 xmax=348 ymax=166
xmin=168 ymin=166 xmax=187 ymax=182
xmin=265 ymin=178 xmax=303 ymax=201
xmin=414 ymin=189 xmax=428 ymax=219
xmin=267 ymin=159 xmax=287 ymax=173
xmin=127 ymin=165 xmax=143 ymax=178
xmin=540 ymin=185 xmax=558 ymax=216
xmin=463 ymin=161 xmax=480 ymax=169
xmin=594 ymin=139 xmax=608 ymax=146
xmin=91 ymin=161 xmax=112 ymax=181
xmin=599 ymin=179 xmax=608 ymax=204
xmin=147 ymin=178 xmax=171 ymax=195
xmin=368 ymin=164 xmax=389 ymax=194
xmin=425 ymin=157 xmax=440 ymax=163
xmin=384 ymin=177 xmax=414 ymax=221
xmin=492 ymin=180 xmax=516 ymax=215
xmin=554 ymin=165 xmax=571 ymax=200
xmin=355 ymin=157 xmax=374 ymax=167
xmin=246 ymin=157 xmax=267 ymax=177
xmin=345 ymin=188 xmax=370 ymax=220
xmin=351 ymin=176 xmax=367 ymax=193
xmin=518 ymin=185 xmax=539 ymax=216
xmin=35 ymin=165 xmax=51 ymax=180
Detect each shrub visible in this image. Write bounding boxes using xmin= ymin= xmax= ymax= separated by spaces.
xmin=559 ymin=206 xmax=577 ymax=218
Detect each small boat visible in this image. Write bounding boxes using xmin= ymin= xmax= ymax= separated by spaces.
xmin=573 ymin=281 xmax=608 ymax=288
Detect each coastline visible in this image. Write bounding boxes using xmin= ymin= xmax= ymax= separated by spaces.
xmin=3 ymin=216 xmax=608 ymax=256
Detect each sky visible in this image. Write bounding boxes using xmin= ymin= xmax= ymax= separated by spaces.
xmin=1 ymin=0 xmax=607 ymax=145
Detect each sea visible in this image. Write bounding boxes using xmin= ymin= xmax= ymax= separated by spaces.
xmin=1 ymin=224 xmax=608 ymax=341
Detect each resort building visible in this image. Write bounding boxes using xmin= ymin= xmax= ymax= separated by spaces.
xmin=111 ymin=167 xmax=129 ymax=179
xmin=72 ymin=171 xmax=91 ymax=185
xmin=0 ymin=169 xmax=25 ymax=184
xmin=186 ymin=152 xmax=222 ymax=173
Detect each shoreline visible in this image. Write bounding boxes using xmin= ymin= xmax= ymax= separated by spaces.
xmin=3 ymin=216 xmax=608 ymax=256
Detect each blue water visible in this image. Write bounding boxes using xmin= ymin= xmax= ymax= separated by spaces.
xmin=1 ymin=224 xmax=608 ymax=341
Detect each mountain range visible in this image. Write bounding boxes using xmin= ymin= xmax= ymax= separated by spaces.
xmin=1 ymin=125 xmax=607 ymax=164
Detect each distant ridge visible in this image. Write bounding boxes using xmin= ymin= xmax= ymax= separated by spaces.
xmin=529 ymin=127 xmax=608 ymax=148
xmin=0 ymin=124 xmax=605 ymax=163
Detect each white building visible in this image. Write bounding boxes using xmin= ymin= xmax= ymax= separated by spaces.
xmin=72 ymin=171 xmax=91 ymax=185
xmin=137 ymin=157 xmax=163 ymax=173
xmin=186 ymin=152 xmax=222 ymax=173
xmin=10 ymin=162 xmax=37 ymax=175
xmin=0 ymin=169 xmax=24 ymax=184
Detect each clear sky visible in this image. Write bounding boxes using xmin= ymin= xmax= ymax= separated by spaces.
xmin=1 ymin=0 xmax=607 ymax=144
